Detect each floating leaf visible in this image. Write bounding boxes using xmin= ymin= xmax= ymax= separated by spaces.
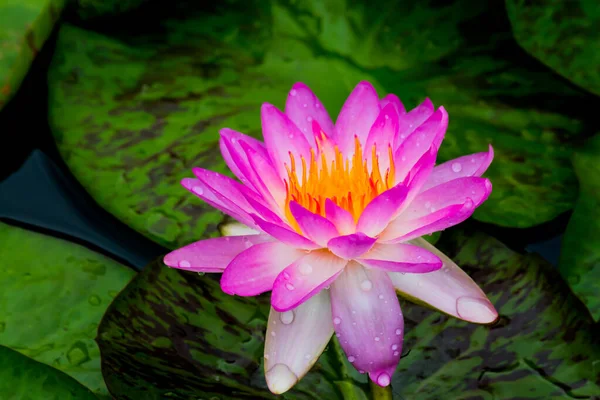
xmin=559 ymin=134 xmax=600 ymax=321
xmin=506 ymin=0 xmax=600 ymax=96
xmin=98 ymin=228 xmax=600 ymax=399
xmin=47 ymin=0 xmax=586 ymax=251
xmin=0 ymin=345 xmax=97 ymax=400
xmin=0 ymin=222 xmax=135 ymax=398
xmin=0 ymin=0 xmax=65 ymax=110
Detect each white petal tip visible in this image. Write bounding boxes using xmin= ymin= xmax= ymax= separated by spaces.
xmin=456 ymin=296 xmax=498 ymax=324
xmin=266 ymin=364 xmax=298 ymax=394
xmin=218 ymin=221 xmax=259 ymax=237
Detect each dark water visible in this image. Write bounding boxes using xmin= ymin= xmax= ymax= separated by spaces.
xmin=0 ymin=20 xmax=568 ymax=271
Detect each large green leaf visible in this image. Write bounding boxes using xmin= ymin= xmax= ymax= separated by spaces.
xmin=97 ymin=228 xmax=600 ymax=399
xmin=47 ymin=0 xmax=586 ymax=250
xmin=0 ymin=222 xmax=136 ymax=398
xmin=0 ymin=0 xmax=65 ymax=110
xmin=559 ymin=134 xmax=600 ymax=321
xmin=97 ymin=259 xmax=369 ymax=400
xmin=506 ymin=0 xmax=600 ymax=97
xmin=0 ymin=345 xmax=97 ymax=400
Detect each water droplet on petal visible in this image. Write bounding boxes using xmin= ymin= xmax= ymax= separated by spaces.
xmin=290 ymin=89 xmax=297 ymax=96
xmin=333 ymin=317 xmax=342 ymax=325
xmin=315 ymin=102 xmax=320 ymax=108
xmin=271 ymin=331 xmax=276 ymax=337
xmin=280 ymin=311 xmax=294 ymax=325
xmin=283 ymin=272 xmax=291 ymax=280
xmin=392 ymin=344 xmax=398 ymax=350
xmin=359 ymin=370 xmax=365 ymax=374
xmin=424 ymin=201 xmax=431 ymax=209
xmin=451 ymin=162 xmax=462 ymax=173
xmin=307 ymin=116 xmax=313 ymax=122
xmin=243 ymin=237 xmax=252 ymax=249
xmin=289 ymin=133 xmax=294 ymax=139
xmin=348 ymin=356 xmax=356 ymax=362
xmin=444 ymin=267 xmax=450 ymax=274
xmin=360 ymin=280 xmax=373 ymax=291
xmin=264 ymin=354 xmax=270 ymax=360
xmin=178 ymin=260 xmax=191 ymax=268
xmin=193 ymin=186 xmax=203 ymax=195
xmin=378 ymin=294 xmax=384 ymax=300
xmin=384 ymin=114 xmax=390 ymax=120
xmin=305 ymin=353 xmax=311 ymax=360
xmin=401 ymin=156 xmax=406 ymax=161
xmin=377 ymin=372 xmax=391 ymax=386
xmin=395 ymin=329 xmax=402 ymax=335
xmin=285 ymin=283 xmax=295 ymax=291
xmin=303 ymin=103 xmax=308 ymax=108
xmin=400 ymin=134 xmax=405 ymax=139
xmin=335 ymin=332 xmax=341 ymax=338
xmin=393 ymin=351 xmax=400 ymax=356
xmin=231 ymin=138 xmax=237 ymax=143
xmin=374 ymin=336 xmax=380 ymax=342
xmin=299 ymin=263 xmax=313 ymax=275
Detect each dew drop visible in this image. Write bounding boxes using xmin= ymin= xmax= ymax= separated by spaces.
xmin=392 ymin=344 xmax=398 ymax=350
xmin=264 ymin=354 xmax=270 ymax=360
xmin=374 ymin=336 xmax=380 ymax=342
xmin=197 ymin=272 xmax=205 ymax=276
xmin=290 ymin=89 xmax=297 ymax=96
xmin=303 ymin=103 xmax=308 ymax=108
xmin=315 ymin=102 xmax=321 ymax=108
xmin=393 ymin=351 xmax=400 ymax=356
xmin=299 ymin=263 xmax=313 ymax=275
xmin=395 ymin=329 xmax=402 ymax=335
xmin=360 ymin=280 xmax=373 ymax=291
xmin=285 ymin=283 xmax=295 ymax=291
xmin=424 ymin=201 xmax=431 ymax=209
xmin=271 ymin=331 xmax=276 ymax=337
xmin=178 ymin=260 xmax=191 ymax=268
xmin=283 ymin=272 xmax=291 ymax=280
xmin=451 ymin=162 xmax=462 ymax=173
xmin=401 ymin=156 xmax=406 ymax=161
xmin=280 ymin=311 xmax=294 ymax=325
xmin=348 ymin=356 xmax=356 ymax=362
xmin=409 ymin=123 xmax=414 ymax=129
xmin=305 ymin=353 xmax=311 ymax=360
xmin=430 ymin=206 xmax=436 ymax=212
xmin=231 ymin=138 xmax=237 ymax=143
xmin=193 ymin=186 xmax=203 ymax=195
xmin=289 ymin=133 xmax=294 ymax=139
xmin=359 ymin=369 xmax=365 ymax=374
xmin=243 ymin=237 xmax=252 ymax=249
xmin=333 ymin=317 xmax=342 ymax=325
xmin=384 ymin=114 xmax=390 ymax=120
xmin=377 ymin=373 xmax=391 ymax=386
xmin=378 ymin=294 xmax=384 ymax=300
xmin=400 ymin=134 xmax=405 ymax=139
xmin=335 ymin=332 xmax=341 ymax=338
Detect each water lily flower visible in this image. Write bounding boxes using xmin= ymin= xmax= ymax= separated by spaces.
xmin=164 ymin=81 xmax=497 ymax=394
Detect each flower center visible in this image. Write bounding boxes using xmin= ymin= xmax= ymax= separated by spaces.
xmin=284 ymin=136 xmax=395 ymax=230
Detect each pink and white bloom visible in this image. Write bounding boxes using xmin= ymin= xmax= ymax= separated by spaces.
xmin=164 ymin=81 xmax=497 ymax=394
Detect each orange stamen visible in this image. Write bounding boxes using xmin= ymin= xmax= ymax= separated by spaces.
xmin=285 ymin=137 xmax=396 ymax=232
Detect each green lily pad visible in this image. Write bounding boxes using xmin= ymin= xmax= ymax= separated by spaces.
xmin=0 ymin=222 xmax=135 ymax=398
xmin=0 ymin=0 xmax=65 ymax=110
xmin=47 ymin=0 xmax=585 ymax=251
xmin=506 ymin=0 xmax=600 ymax=97
xmin=97 ymin=228 xmax=600 ymax=399
xmin=69 ymin=0 xmax=148 ymax=20
xmin=97 ymin=259 xmax=369 ymax=400
xmin=559 ymin=134 xmax=600 ymax=321
xmin=0 ymin=345 xmax=97 ymax=400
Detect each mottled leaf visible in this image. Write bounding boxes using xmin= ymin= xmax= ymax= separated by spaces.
xmin=559 ymin=134 xmax=600 ymax=321
xmin=0 ymin=222 xmax=136 ymax=398
xmin=390 ymin=229 xmax=600 ymax=399
xmin=48 ymin=0 xmax=587 ymax=251
xmin=0 ymin=345 xmax=97 ymax=400
xmin=0 ymin=0 xmax=65 ymax=110
xmin=97 ymin=260 xmax=369 ymax=400
xmin=506 ymin=0 xmax=600 ymax=96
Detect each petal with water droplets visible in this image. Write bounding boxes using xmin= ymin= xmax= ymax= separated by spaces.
xmin=285 ymin=82 xmax=335 ymax=146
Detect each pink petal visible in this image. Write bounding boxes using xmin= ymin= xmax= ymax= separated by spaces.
xmin=264 ymin=291 xmax=333 ymax=394
xmin=394 ymin=147 xmax=436 ymax=217
xmin=327 ymin=233 xmax=377 ymax=259
xmin=220 ymin=241 xmax=305 ymax=296
xmin=271 ymin=250 xmax=347 ymax=312
xmin=330 ymin=262 xmax=403 ymax=386
xmin=364 ymin=103 xmax=400 ymax=168
xmin=181 ymin=177 xmax=256 ymax=228
xmin=240 ymin=141 xmax=287 ymax=208
xmin=393 ymin=106 xmax=448 ymax=183
xmin=357 ymin=243 xmax=442 ymax=273
xmin=422 ymin=144 xmax=494 ymax=191
xmin=395 ymin=98 xmax=435 ymax=149
xmin=219 ymin=128 xmax=268 ymax=185
xmin=261 ymin=103 xmax=312 ymax=178
xmin=380 ymin=177 xmax=492 ymax=242
xmin=389 ymin=238 xmax=498 ymax=324
xmin=252 ymin=216 xmax=320 ymax=250
xmin=334 ymin=81 xmax=381 ymax=155
xmin=163 ymin=234 xmax=272 ymax=272
xmin=325 ymin=199 xmax=356 ymax=235
xmin=356 ymin=183 xmax=409 ymax=237
xmin=379 ymin=93 xmax=406 ymax=116
xmin=284 ymin=82 xmax=335 ymax=147
xmin=289 ymin=201 xmax=339 ymax=246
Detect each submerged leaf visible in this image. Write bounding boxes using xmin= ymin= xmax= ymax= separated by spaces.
xmin=0 ymin=222 xmax=135 ymax=398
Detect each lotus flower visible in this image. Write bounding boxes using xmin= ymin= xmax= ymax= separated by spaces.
xmin=164 ymin=81 xmax=497 ymax=394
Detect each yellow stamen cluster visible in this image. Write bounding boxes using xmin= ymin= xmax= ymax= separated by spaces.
xmin=285 ymin=136 xmax=395 ymax=231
